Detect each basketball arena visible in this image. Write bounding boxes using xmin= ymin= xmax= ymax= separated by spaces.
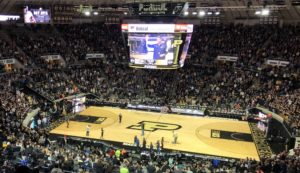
xmin=0 ymin=0 xmax=299 ymax=172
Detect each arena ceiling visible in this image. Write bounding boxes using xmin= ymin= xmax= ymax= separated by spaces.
xmin=0 ymin=0 xmax=300 ymax=21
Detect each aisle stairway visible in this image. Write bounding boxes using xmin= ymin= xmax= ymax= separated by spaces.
xmin=249 ymin=122 xmax=273 ymax=159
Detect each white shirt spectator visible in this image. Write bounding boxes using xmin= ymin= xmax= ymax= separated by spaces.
xmin=37 ymin=119 xmax=42 ymax=127
xmin=42 ymin=117 xmax=48 ymax=125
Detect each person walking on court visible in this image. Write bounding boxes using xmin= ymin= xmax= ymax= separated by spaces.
xmin=101 ymin=128 xmax=104 ymax=139
xmin=119 ymin=113 xmax=122 ymax=123
xmin=86 ymin=125 xmax=91 ymax=136
xmin=141 ymin=122 xmax=145 ymax=136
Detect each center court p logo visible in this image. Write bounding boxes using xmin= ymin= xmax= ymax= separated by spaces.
xmin=127 ymin=121 xmax=181 ymax=132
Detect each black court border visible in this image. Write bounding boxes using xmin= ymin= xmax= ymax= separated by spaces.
xmin=49 ymin=133 xmax=239 ymax=161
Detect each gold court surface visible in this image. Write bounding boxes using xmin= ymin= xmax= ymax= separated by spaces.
xmin=50 ymin=106 xmax=259 ymax=160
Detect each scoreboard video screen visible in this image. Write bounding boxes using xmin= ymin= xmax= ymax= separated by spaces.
xmin=24 ymin=6 xmax=51 ymax=24
xmin=122 ymin=24 xmax=193 ymax=69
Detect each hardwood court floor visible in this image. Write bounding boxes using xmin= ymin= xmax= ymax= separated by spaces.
xmin=50 ymin=106 xmax=259 ymax=160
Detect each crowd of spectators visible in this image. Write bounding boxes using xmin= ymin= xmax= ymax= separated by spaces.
xmin=189 ymin=25 xmax=274 ymax=66
xmin=4 ymin=24 xmax=299 ymax=68
xmin=26 ymin=69 xmax=79 ymax=101
xmin=0 ymin=38 xmax=29 ymax=66
xmin=1 ymin=24 xmax=297 ymax=114
xmin=0 ymin=23 xmax=299 ymax=172
xmin=66 ymin=62 xmax=299 ymax=118
xmin=262 ymin=26 xmax=300 ymax=66
xmin=3 ymin=25 xmax=70 ymax=67
xmin=13 ymin=35 xmax=65 ymax=67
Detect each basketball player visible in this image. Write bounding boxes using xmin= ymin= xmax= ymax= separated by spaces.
xmin=101 ymin=128 xmax=104 ymax=139
xmin=86 ymin=125 xmax=91 ymax=136
xmin=119 ymin=113 xmax=122 ymax=123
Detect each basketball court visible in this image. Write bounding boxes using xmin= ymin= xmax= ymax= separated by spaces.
xmin=50 ymin=106 xmax=260 ymax=160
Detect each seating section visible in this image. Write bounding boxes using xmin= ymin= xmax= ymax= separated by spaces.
xmin=26 ymin=70 xmax=78 ymax=101
xmin=0 ymin=39 xmax=29 ymax=65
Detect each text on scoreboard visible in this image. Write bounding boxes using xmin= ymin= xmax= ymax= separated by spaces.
xmin=122 ymin=24 xmax=193 ymax=33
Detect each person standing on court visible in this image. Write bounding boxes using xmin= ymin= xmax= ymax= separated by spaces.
xmin=63 ymin=104 xmax=69 ymax=128
xmin=150 ymin=142 xmax=154 ymax=153
xmin=101 ymin=128 xmax=104 ymax=139
xmin=86 ymin=125 xmax=91 ymax=136
xmin=136 ymin=137 xmax=140 ymax=151
xmin=142 ymin=138 xmax=147 ymax=150
xmin=156 ymin=140 xmax=161 ymax=154
xmin=119 ymin=113 xmax=122 ymax=123
xmin=134 ymin=135 xmax=138 ymax=146
xmin=161 ymin=137 xmax=164 ymax=149
xmin=172 ymin=130 xmax=178 ymax=144
xmin=141 ymin=122 xmax=145 ymax=136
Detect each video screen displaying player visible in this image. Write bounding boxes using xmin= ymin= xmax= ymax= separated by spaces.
xmin=24 ymin=6 xmax=51 ymax=24
xmin=24 ymin=7 xmax=36 ymax=23
xmin=129 ymin=33 xmax=180 ymax=66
